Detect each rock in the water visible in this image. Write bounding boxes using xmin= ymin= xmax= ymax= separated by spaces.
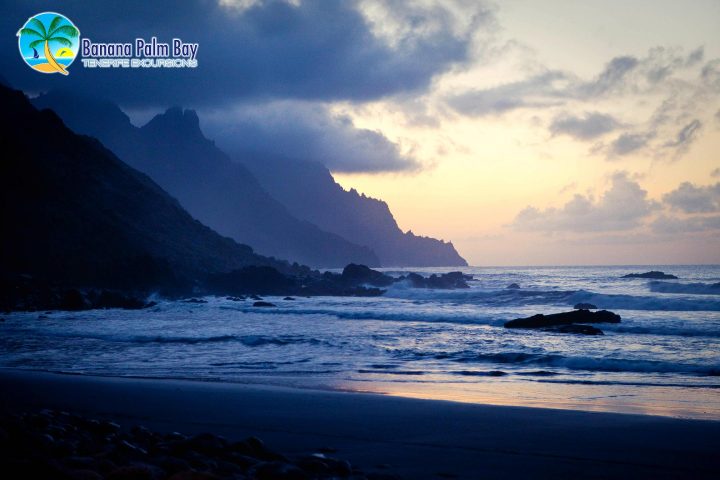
xmin=182 ymin=298 xmax=207 ymax=304
xmin=545 ymin=324 xmax=604 ymax=335
xmin=504 ymin=309 xmax=620 ymax=329
xmin=253 ymin=301 xmax=276 ymax=307
xmin=402 ymin=271 xmax=470 ymax=289
xmin=622 ymin=271 xmax=678 ymax=279
xmin=573 ymin=303 xmax=597 ymax=310
xmin=283 ymin=296 xmax=295 ymax=300
xmin=341 ymin=264 xmax=394 ymax=287
xmin=506 ymin=283 xmax=520 ymax=289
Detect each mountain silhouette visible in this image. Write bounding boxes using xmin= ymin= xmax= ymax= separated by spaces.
xmin=242 ymin=154 xmax=468 ymax=267
xmin=1 ymin=84 xmax=293 ymax=291
xmin=32 ymin=91 xmax=379 ymax=268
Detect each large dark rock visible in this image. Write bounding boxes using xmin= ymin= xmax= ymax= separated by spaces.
xmin=402 ymin=271 xmax=470 ymax=289
xmin=253 ymin=301 xmax=276 ymax=307
xmin=504 ymin=309 xmax=621 ymax=329
xmin=622 ymin=271 xmax=678 ymax=279
xmin=340 ymin=264 xmax=394 ymax=287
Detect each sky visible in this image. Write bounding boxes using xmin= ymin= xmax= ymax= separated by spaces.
xmin=3 ymin=0 xmax=719 ymax=265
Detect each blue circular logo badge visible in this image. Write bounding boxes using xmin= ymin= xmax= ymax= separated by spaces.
xmin=17 ymin=12 xmax=80 ymax=75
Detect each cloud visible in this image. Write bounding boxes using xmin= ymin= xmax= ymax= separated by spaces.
xmin=662 ymin=182 xmax=720 ymax=213
xmin=1 ymin=0 xmax=481 ymax=107
xmin=576 ymin=56 xmax=639 ymax=97
xmin=605 ymin=131 xmax=655 ymax=157
xmin=511 ymin=172 xmax=659 ymax=232
xmin=204 ymin=101 xmax=419 ymax=173
xmin=549 ymin=111 xmax=621 ymax=140
xmin=651 ymin=214 xmax=720 ymax=234
xmin=445 ymin=71 xmax=568 ymax=116
xmin=712 ymin=168 xmax=720 ymax=178
xmin=662 ymin=119 xmax=702 ymax=153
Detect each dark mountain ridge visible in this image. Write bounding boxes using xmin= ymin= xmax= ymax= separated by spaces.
xmin=0 ymin=84 xmax=294 ymax=293
xmin=33 ymin=91 xmax=467 ymax=268
xmin=240 ymin=154 xmax=468 ymax=267
xmin=32 ymin=91 xmax=379 ymax=268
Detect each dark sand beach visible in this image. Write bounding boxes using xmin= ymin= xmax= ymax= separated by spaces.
xmin=1 ymin=369 xmax=718 ymax=479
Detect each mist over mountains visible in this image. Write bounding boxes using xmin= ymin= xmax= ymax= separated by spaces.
xmin=33 ymin=91 xmax=466 ymax=268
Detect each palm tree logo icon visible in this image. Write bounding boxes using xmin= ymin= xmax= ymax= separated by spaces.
xmin=17 ymin=12 xmax=80 ymax=75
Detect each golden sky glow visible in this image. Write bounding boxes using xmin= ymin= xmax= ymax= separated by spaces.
xmin=332 ymin=0 xmax=720 ymax=265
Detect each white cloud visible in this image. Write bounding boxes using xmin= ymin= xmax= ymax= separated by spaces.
xmin=662 ymin=182 xmax=720 ymax=213
xmin=511 ymin=172 xmax=659 ymax=232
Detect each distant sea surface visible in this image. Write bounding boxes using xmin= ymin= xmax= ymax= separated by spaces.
xmin=2 ymin=265 xmax=719 ymax=419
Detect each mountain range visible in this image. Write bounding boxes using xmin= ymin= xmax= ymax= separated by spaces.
xmin=33 ymin=91 xmax=467 ymax=268
xmin=0 ymin=84 xmax=292 ymax=293
xmin=32 ymin=92 xmax=378 ymax=268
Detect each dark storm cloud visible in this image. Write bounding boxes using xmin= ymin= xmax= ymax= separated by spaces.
xmin=549 ymin=111 xmax=621 ymax=140
xmin=204 ymin=101 xmax=419 ymax=173
xmin=2 ymin=0 xmax=473 ymax=107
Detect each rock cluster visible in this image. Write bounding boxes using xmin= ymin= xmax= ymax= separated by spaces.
xmin=0 ymin=409 xmax=401 ymax=480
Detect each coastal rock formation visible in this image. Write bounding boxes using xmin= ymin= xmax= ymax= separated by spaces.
xmin=401 ymin=271 xmax=470 ymax=289
xmin=622 ymin=271 xmax=678 ymax=279
xmin=253 ymin=301 xmax=276 ymax=307
xmin=338 ymin=265 xmax=471 ymax=289
xmin=341 ymin=264 xmax=394 ymax=287
xmin=504 ymin=310 xmax=621 ymax=335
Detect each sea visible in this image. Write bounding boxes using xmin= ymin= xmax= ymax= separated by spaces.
xmin=2 ymin=265 xmax=719 ymax=420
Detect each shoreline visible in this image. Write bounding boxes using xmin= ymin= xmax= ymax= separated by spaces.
xmin=4 ymin=366 xmax=719 ymax=422
xmin=2 ymin=369 xmax=719 ymax=479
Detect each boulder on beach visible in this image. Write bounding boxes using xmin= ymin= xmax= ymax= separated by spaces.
xmin=573 ymin=303 xmax=597 ymax=310
xmin=622 ymin=271 xmax=678 ymax=279
xmin=504 ymin=309 xmax=621 ymax=329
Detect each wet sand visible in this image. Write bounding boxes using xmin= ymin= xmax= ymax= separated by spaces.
xmin=1 ymin=369 xmax=718 ymax=479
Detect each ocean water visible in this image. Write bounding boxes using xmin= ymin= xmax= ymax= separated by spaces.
xmin=2 ymin=265 xmax=719 ymax=419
